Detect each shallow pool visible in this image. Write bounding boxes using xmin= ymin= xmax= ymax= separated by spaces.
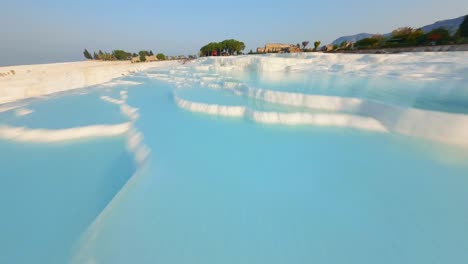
xmin=1 ymin=54 xmax=468 ymax=264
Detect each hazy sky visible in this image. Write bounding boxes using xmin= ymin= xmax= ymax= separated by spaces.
xmin=1 ymin=0 xmax=467 ymax=66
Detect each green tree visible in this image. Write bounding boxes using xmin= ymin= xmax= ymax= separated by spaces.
xmin=408 ymin=29 xmax=424 ymax=41
xmin=94 ymin=50 xmax=114 ymax=60
xmin=200 ymin=43 xmax=210 ymax=56
xmin=200 ymin=42 xmax=217 ymax=56
xmin=355 ymin=35 xmax=383 ymax=48
xmin=93 ymin=52 xmax=99 ymax=60
xmin=313 ymin=41 xmax=321 ymax=51
xmin=100 ymin=51 xmax=114 ymax=61
xmin=231 ymin=40 xmax=246 ymax=55
xmin=340 ymin=41 xmax=348 ymax=48
xmin=112 ymin=50 xmax=131 ymax=60
xmin=391 ymin=27 xmax=414 ymax=40
xmin=97 ymin=50 xmax=104 ymax=60
xmin=458 ymin=15 xmax=468 ymax=38
xmin=201 ymin=41 xmax=244 ymax=56
xmin=302 ymin=41 xmax=309 ymax=49
xmin=218 ymin=39 xmax=245 ymax=55
xmin=139 ymin=51 xmax=147 ymax=62
xmin=83 ymin=49 xmax=92 ymax=60
xmin=426 ymin=27 xmax=451 ymax=45
xmin=387 ymin=27 xmax=426 ymax=47
xmin=156 ymin=53 xmax=166 ymax=60
xmin=220 ymin=40 xmax=230 ymax=54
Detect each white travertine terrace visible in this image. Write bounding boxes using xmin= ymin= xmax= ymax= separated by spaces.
xmin=0 ymin=60 xmax=177 ymax=105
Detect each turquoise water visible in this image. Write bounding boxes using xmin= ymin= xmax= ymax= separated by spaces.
xmin=1 ymin=55 xmax=468 ymax=263
xmin=0 ymin=137 xmax=134 ymax=263
xmin=73 ymin=79 xmax=468 ymax=264
xmin=0 ymin=87 xmax=127 ymax=128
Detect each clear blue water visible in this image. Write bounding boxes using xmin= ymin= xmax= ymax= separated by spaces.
xmin=176 ymin=87 xmax=246 ymax=105
xmin=0 ymin=87 xmax=127 ymax=129
xmin=72 ymin=79 xmax=468 ymax=264
xmin=1 ymin=57 xmax=468 ymax=264
xmin=0 ymin=137 xmax=135 ymax=263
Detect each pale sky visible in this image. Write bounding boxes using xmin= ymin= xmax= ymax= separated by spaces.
xmin=1 ymin=0 xmax=467 ymax=66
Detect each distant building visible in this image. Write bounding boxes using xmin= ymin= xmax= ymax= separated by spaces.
xmin=285 ymin=46 xmax=302 ymax=53
xmin=131 ymin=55 xmax=159 ymax=63
xmin=146 ymin=55 xmax=158 ymax=62
xmin=256 ymin=43 xmax=302 ymax=53
xmin=324 ymin=44 xmax=335 ymax=52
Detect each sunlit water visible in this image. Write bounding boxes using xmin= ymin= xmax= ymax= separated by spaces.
xmin=1 ymin=54 xmax=468 ymax=263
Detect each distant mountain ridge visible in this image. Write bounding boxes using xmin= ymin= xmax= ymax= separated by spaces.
xmin=332 ymin=33 xmax=374 ymax=46
xmin=420 ymin=16 xmax=465 ymax=34
xmin=332 ymin=15 xmax=466 ymax=45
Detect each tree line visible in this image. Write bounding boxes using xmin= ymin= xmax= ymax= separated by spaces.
xmin=84 ymin=15 xmax=468 ymax=59
xmin=351 ymin=15 xmax=468 ymax=50
xmin=199 ymin=39 xmax=246 ymax=56
xmin=83 ymin=49 xmax=166 ymax=61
